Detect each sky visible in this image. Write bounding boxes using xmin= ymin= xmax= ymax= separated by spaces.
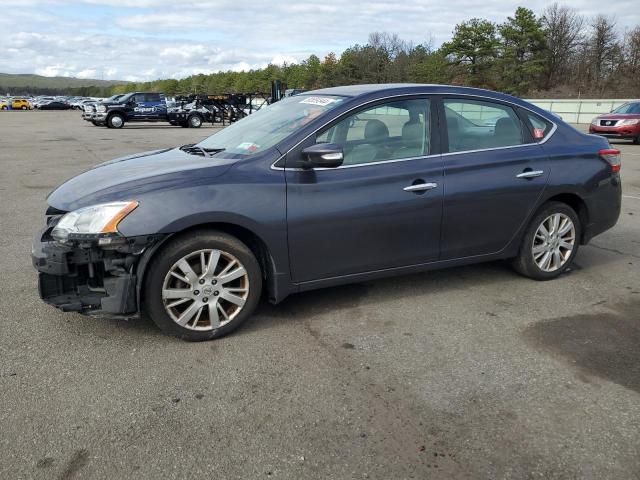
xmin=1 ymin=0 xmax=639 ymax=82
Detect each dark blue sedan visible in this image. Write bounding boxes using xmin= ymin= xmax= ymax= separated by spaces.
xmin=32 ymin=84 xmax=622 ymax=340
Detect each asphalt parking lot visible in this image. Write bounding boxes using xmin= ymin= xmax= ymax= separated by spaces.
xmin=1 ymin=110 xmax=639 ymax=479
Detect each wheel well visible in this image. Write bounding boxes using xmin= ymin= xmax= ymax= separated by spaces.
xmin=544 ymin=193 xmax=589 ymax=241
xmin=138 ymin=222 xmax=277 ymax=306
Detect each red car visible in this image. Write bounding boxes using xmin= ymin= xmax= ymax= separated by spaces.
xmin=589 ymin=101 xmax=640 ymax=144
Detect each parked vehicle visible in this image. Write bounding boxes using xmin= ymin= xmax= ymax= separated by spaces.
xmin=32 ymin=84 xmax=622 ymax=341
xmin=70 ymin=98 xmax=93 ymax=110
xmin=1 ymin=98 xmax=32 ymax=110
xmin=589 ymin=101 xmax=640 ymax=144
xmin=93 ymin=92 xmax=168 ymax=128
xmin=167 ymin=97 xmax=211 ymax=128
xmin=38 ymin=101 xmax=72 ymax=110
xmin=82 ymin=95 xmax=125 ymax=124
xmin=32 ymin=97 xmax=56 ymax=109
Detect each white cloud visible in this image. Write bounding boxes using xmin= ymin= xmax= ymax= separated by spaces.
xmin=0 ymin=0 xmax=639 ymax=82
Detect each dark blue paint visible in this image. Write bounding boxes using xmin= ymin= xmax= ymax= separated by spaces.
xmin=46 ymin=84 xmax=621 ymax=303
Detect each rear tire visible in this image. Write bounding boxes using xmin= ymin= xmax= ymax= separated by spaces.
xmin=511 ymin=201 xmax=581 ymax=280
xmin=633 ymin=136 xmax=640 ymax=145
xmin=143 ymin=231 xmax=262 ymax=341
xmin=188 ymin=114 xmax=203 ymax=128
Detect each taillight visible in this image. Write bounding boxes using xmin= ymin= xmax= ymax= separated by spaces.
xmin=599 ymin=148 xmax=621 ymax=173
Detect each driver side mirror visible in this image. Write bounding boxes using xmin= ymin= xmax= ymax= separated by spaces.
xmin=301 ymin=143 xmax=344 ymax=169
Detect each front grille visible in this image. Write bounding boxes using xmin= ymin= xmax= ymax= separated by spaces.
xmin=600 ymin=120 xmax=618 ymax=127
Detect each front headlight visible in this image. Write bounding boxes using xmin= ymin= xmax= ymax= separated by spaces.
xmin=51 ymin=201 xmax=138 ymax=242
xmin=619 ymin=119 xmax=640 ymax=126
xmin=591 ymin=118 xmax=599 ymax=126
xmin=96 ymin=105 xmax=106 ymax=113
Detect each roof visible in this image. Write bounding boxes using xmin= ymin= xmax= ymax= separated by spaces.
xmin=301 ymin=83 xmax=558 ymax=124
xmin=307 ymin=84 xmax=435 ymax=97
xmin=306 ymin=83 xmax=513 ymax=98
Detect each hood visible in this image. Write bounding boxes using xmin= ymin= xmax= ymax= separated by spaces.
xmin=47 ymin=147 xmax=235 ymax=211
xmin=597 ymin=113 xmax=640 ymax=119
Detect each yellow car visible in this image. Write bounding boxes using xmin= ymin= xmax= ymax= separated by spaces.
xmin=0 ymin=99 xmax=31 ymax=110
xmin=12 ymin=98 xmax=32 ymax=110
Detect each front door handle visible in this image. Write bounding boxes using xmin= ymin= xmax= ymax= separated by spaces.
xmin=403 ymin=182 xmax=438 ymax=192
xmin=516 ymin=170 xmax=544 ymax=179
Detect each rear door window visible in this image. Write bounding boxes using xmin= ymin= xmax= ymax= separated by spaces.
xmin=145 ymin=93 xmax=161 ymax=103
xmin=443 ymin=98 xmax=525 ymax=153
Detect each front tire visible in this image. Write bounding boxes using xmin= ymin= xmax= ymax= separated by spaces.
xmin=107 ymin=113 xmax=125 ymax=129
xmin=633 ymin=136 xmax=640 ymax=145
xmin=512 ymin=201 xmax=581 ymax=280
xmin=143 ymin=231 xmax=262 ymax=341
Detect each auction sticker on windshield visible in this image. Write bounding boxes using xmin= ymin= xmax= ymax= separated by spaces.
xmin=299 ymin=97 xmax=339 ymax=106
xmin=236 ymin=142 xmax=260 ymax=152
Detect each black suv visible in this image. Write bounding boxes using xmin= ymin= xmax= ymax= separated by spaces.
xmin=93 ymin=92 xmax=168 ymax=128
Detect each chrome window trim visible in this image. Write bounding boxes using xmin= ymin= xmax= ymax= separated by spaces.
xmin=270 ymin=91 xmax=558 ymax=171
xmin=292 ymin=153 xmax=441 ymax=171
xmin=440 ymin=141 xmax=541 ymax=158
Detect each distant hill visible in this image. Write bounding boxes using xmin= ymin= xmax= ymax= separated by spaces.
xmin=0 ymin=73 xmax=130 ymax=95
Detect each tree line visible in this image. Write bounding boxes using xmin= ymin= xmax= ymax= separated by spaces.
xmin=111 ymin=4 xmax=639 ymax=99
xmin=10 ymin=4 xmax=638 ymax=99
xmin=1 ymin=85 xmax=116 ymax=96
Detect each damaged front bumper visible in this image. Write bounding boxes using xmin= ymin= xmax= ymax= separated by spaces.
xmin=32 ymin=222 xmax=164 ymax=316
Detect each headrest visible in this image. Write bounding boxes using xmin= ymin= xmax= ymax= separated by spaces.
xmin=364 ymin=119 xmax=389 ymax=140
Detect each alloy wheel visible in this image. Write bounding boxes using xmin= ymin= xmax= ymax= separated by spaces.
xmin=531 ymin=213 xmax=576 ymax=272
xmin=161 ymin=249 xmax=249 ymax=331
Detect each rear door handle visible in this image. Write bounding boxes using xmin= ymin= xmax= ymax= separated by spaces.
xmin=403 ymin=182 xmax=438 ymax=192
xmin=516 ymin=170 xmax=544 ymax=179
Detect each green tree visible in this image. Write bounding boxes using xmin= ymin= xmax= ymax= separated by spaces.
xmin=406 ymin=45 xmax=453 ymax=84
xmin=498 ymin=7 xmax=548 ymax=95
xmin=442 ymin=18 xmax=500 ymax=87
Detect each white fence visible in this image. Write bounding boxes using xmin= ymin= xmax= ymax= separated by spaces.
xmin=525 ymin=99 xmax=637 ymax=124
xmin=372 ymin=98 xmax=637 ymax=125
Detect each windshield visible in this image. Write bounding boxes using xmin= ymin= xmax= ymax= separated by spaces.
xmin=103 ymin=94 xmax=124 ymax=102
xmin=612 ymin=102 xmax=640 ymax=114
xmin=197 ymin=95 xmax=345 ymax=156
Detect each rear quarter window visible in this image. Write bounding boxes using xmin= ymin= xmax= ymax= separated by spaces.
xmin=525 ymin=112 xmax=554 ymax=141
